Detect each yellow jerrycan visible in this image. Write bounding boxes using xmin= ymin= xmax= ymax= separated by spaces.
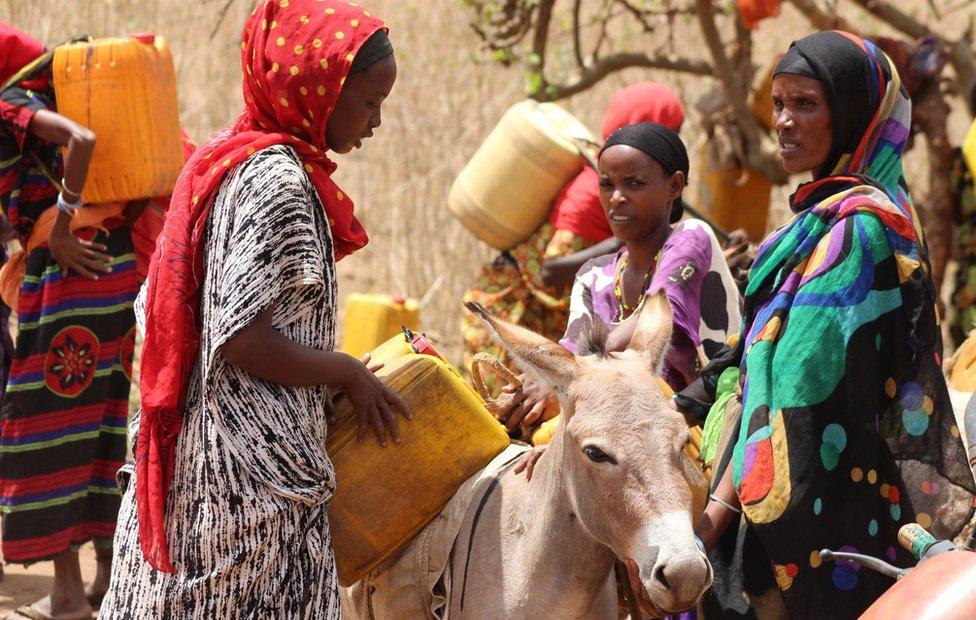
xmin=327 ymin=332 xmax=510 ymax=586
xmin=340 ymin=293 xmax=420 ymax=360
xmin=950 ymin=332 xmax=976 ymax=392
xmin=695 ymin=142 xmax=773 ymax=242
xmin=964 ymin=117 xmax=976 ymax=180
xmin=449 ymin=100 xmax=595 ymax=251
xmin=52 ymin=33 xmax=184 ymax=204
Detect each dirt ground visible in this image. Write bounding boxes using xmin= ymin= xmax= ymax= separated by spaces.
xmin=0 ymin=544 xmax=98 ymax=617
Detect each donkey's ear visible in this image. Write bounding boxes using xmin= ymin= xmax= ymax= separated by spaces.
xmin=627 ymin=292 xmax=673 ymax=372
xmin=464 ymin=301 xmax=578 ymax=394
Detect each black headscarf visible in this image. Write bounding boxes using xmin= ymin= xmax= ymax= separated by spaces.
xmin=600 ymin=122 xmax=689 ymax=223
xmin=773 ymin=31 xmax=888 ymax=179
xmin=349 ymin=29 xmax=394 ymax=74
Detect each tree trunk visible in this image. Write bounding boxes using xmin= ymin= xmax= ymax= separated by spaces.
xmin=913 ymin=79 xmax=955 ymax=298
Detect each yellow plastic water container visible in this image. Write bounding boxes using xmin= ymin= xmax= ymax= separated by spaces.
xmin=751 ymin=63 xmax=776 ymax=130
xmin=950 ymin=332 xmax=976 ymax=392
xmin=695 ymin=142 xmax=772 ymax=242
xmin=327 ymin=334 xmax=510 ymax=586
xmin=449 ymin=100 xmax=595 ymax=250
xmin=340 ymin=293 xmax=420 ymax=360
xmin=964 ymin=118 xmax=976 ymax=180
xmin=52 ymin=34 xmax=184 ymax=204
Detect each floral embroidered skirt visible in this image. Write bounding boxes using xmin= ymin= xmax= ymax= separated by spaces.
xmin=461 ymin=223 xmax=592 ymax=394
xmin=0 ymin=223 xmax=137 ymax=563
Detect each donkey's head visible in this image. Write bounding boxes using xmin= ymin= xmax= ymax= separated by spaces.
xmin=466 ymin=294 xmax=712 ymax=613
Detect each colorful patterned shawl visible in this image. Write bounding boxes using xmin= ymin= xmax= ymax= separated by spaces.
xmin=724 ymin=32 xmax=975 ymax=616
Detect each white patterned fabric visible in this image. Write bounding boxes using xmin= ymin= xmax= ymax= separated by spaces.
xmin=101 ymin=145 xmax=340 ymax=618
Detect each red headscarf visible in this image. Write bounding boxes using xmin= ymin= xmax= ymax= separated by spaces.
xmin=0 ymin=23 xmax=50 ymax=91
xmin=137 ymin=0 xmax=384 ymax=572
xmin=550 ymin=82 xmax=685 ymax=242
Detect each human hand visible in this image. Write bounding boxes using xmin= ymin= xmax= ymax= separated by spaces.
xmin=48 ymin=212 xmax=112 ymax=280
xmin=513 ymin=444 xmax=547 ymax=481
xmin=497 ymin=375 xmax=558 ymax=431
xmin=722 ymin=228 xmax=754 ymax=289
xmin=361 ymin=352 xmax=385 ymax=374
xmin=335 ymin=354 xmax=412 ymax=447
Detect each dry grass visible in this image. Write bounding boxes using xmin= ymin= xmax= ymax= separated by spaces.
xmin=2 ymin=0 xmax=973 ymax=374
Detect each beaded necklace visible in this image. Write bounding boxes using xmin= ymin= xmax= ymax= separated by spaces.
xmin=613 ymin=249 xmax=660 ymax=321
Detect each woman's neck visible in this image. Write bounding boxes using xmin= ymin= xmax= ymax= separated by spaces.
xmin=625 ymin=221 xmax=670 ymax=273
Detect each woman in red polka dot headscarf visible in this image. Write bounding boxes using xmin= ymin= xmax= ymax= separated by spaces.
xmin=102 ymin=2 xmax=410 ymax=616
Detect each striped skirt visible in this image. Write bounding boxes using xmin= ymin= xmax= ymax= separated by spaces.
xmin=0 ymin=223 xmax=137 ymax=563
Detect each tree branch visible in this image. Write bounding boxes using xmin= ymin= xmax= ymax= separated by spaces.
xmin=531 ymin=52 xmax=713 ymax=101
xmin=531 ymin=0 xmax=556 ymax=67
xmin=615 ymin=0 xmax=658 ymax=32
xmin=572 ymin=0 xmax=585 ymax=67
xmin=912 ymin=78 xmax=955 ymax=296
xmin=849 ymin=0 xmax=976 ymax=99
xmin=593 ymin=0 xmax=616 ymax=60
xmin=848 ymin=0 xmax=927 ymax=39
xmin=694 ymin=0 xmax=787 ymax=183
xmin=787 ymin=0 xmax=856 ymax=33
xmin=210 ymin=0 xmax=239 ymax=38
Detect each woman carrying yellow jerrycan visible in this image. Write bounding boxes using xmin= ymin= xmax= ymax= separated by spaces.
xmin=0 ymin=24 xmax=186 ymax=620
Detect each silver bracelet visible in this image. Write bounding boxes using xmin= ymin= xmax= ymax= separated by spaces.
xmin=709 ymin=493 xmax=742 ymax=514
xmin=60 ymin=177 xmax=83 ymax=197
xmin=57 ymin=192 xmax=81 ymax=215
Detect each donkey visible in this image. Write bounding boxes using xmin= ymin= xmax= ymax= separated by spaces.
xmin=343 ymin=293 xmax=712 ymax=618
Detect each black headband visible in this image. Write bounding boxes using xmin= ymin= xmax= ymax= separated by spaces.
xmin=601 ymin=122 xmax=689 ymax=179
xmin=600 ymin=122 xmax=689 ymax=223
xmin=350 ymin=29 xmax=393 ymax=75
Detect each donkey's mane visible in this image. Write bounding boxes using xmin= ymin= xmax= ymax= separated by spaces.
xmin=576 ymin=318 xmax=612 ymax=359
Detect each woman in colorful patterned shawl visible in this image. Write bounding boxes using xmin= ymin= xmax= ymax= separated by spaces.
xmin=684 ymin=31 xmax=976 ymax=619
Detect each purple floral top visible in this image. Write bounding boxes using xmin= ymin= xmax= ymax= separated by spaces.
xmin=561 ymin=219 xmax=742 ymax=390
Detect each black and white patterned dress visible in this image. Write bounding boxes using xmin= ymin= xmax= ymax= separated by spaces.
xmin=101 ymin=145 xmax=341 ymax=618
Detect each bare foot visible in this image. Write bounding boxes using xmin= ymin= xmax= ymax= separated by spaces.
xmin=84 ymin=557 xmax=111 ymax=607
xmin=9 ymin=594 xmax=93 ymax=620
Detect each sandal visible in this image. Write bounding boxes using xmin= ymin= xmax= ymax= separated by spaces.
xmin=7 ymin=603 xmax=92 ymax=620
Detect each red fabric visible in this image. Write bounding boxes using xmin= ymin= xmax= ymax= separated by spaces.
xmin=599 ymin=81 xmax=684 ymax=142
xmin=0 ymin=98 xmax=41 ymax=156
xmin=131 ymin=132 xmax=196 ymax=281
xmin=737 ymin=0 xmax=782 ymax=29
xmin=137 ymin=0 xmax=384 ymax=572
xmin=548 ymin=167 xmax=609 ymax=242
xmin=551 ymin=82 xmax=685 ymax=241
xmin=0 ymin=23 xmax=49 ymax=90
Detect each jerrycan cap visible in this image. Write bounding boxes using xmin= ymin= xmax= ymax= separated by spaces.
xmin=392 ymin=295 xmax=406 ymax=305
xmin=130 ymin=32 xmax=156 ymax=44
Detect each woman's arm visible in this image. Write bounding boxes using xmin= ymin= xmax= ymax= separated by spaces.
xmin=28 ymin=110 xmax=111 ymax=279
xmin=30 ymin=109 xmax=95 ymax=198
xmin=222 ymin=306 xmax=412 ymax=445
xmin=695 ymin=464 xmax=741 ymax=551
xmin=605 ymin=310 xmax=640 ymax=352
xmin=541 ymin=237 xmax=622 ymax=289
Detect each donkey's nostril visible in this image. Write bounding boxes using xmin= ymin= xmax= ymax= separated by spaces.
xmin=653 ymin=563 xmax=672 ymax=591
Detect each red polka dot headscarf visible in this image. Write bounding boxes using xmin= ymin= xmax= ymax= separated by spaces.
xmin=137 ymin=0 xmax=387 ymax=573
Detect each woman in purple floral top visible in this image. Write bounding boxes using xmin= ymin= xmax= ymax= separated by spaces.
xmin=499 ymin=122 xmax=741 ymax=433
xmin=562 ymin=217 xmax=740 ymax=390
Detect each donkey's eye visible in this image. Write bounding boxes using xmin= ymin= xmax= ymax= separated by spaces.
xmin=582 ymin=445 xmax=617 ymax=465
